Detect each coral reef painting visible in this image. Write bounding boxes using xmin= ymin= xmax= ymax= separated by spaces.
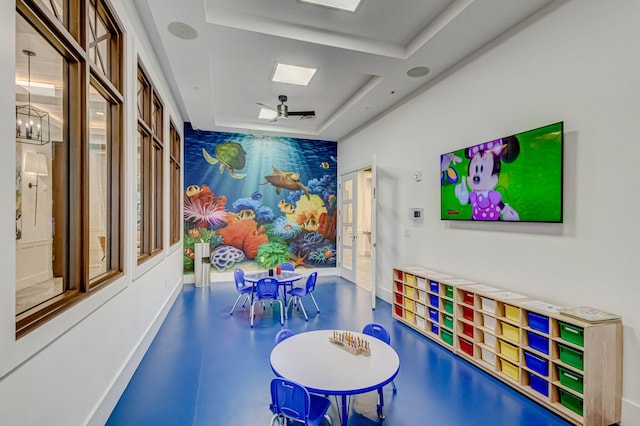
xmin=183 ymin=124 xmax=337 ymax=273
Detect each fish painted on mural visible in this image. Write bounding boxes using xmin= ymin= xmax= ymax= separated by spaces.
xmin=202 ymin=141 xmax=247 ymax=179
xmin=320 ymin=162 xmax=330 ymax=169
xmin=301 ymin=217 xmax=320 ymax=232
xmin=330 ymin=155 xmax=337 ymax=163
xmin=278 ymin=199 xmax=296 ymax=215
xmin=261 ymin=165 xmax=310 ymax=200
xmin=236 ymin=209 xmax=256 ymax=221
xmin=251 ymin=191 xmax=262 ymax=201
xmin=185 ymin=184 xmax=202 ymax=197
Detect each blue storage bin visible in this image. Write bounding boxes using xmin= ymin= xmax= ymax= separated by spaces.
xmin=527 ymin=331 xmax=549 ymax=355
xmin=528 ymin=372 xmax=549 ymax=397
xmin=524 ymin=351 xmax=549 ymax=376
xmin=431 ymin=322 xmax=439 ymax=335
xmin=527 ymin=311 xmax=550 ymax=334
xmin=429 ymin=294 xmax=439 ymax=308
xmin=428 ymin=307 xmax=439 ymax=322
xmin=429 ymin=280 xmax=439 ymax=293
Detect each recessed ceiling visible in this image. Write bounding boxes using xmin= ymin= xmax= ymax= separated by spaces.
xmin=133 ymin=0 xmax=556 ymax=141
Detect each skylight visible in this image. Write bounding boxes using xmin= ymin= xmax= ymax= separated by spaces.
xmin=300 ymin=0 xmax=361 ymax=12
xmin=271 ymin=63 xmax=317 ymax=86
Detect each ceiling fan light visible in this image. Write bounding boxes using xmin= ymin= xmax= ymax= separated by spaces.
xmin=272 ymin=63 xmax=317 ymax=86
xmin=277 ymin=103 xmax=288 ymax=119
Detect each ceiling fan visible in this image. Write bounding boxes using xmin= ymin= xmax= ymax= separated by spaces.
xmin=257 ymin=95 xmax=316 ymax=122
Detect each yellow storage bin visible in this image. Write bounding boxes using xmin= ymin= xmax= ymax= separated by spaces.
xmin=499 ymin=339 xmax=520 ymax=362
xmin=405 ymin=274 xmax=416 ymax=286
xmin=504 ymin=304 xmax=521 ymax=323
xmin=405 ymin=311 xmax=416 ymax=324
xmin=404 ymin=299 xmax=415 ymax=311
xmin=501 ymin=322 xmax=520 ymax=343
xmin=500 ymin=358 xmax=520 ymax=382
xmin=405 ymin=286 xmax=416 ymax=299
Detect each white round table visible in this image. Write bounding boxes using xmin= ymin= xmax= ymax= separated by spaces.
xmin=270 ymin=329 xmax=400 ymax=425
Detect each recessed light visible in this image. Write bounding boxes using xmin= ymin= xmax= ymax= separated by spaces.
xmin=407 ymin=66 xmax=430 ymax=78
xmin=271 ymin=63 xmax=317 ymax=86
xmin=258 ymin=108 xmax=277 ymax=120
xmin=167 ymin=22 xmax=198 ymax=40
xmin=300 ymin=0 xmax=361 ymax=12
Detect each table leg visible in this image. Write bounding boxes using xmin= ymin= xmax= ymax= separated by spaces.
xmin=341 ymin=394 xmax=348 ymax=426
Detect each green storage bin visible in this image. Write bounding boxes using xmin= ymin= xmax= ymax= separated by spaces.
xmin=441 ymin=329 xmax=453 ymax=346
xmin=443 ymin=314 xmax=454 ymax=330
xmin=559 ymin=388 xmax=584 ymax=416
xmin=444 ymin=285 xmax=454 ymax=299
xmin=557 ymin=365 xmax=584 ymax=393
xmin=559 ymin=321 xmax=584 ymax=347
xmin=558 ymin=343 xmax=584 ymax=371
xmin=443 ymin=299 xmax=454 ymax=314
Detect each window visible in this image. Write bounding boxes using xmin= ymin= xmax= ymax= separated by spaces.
xmin=169 ymin=122 xmax=181 ymax=245
xmin=136 ymin=61 xmax=164 ymax=262
xmin=15 ymin=0 xmax=123 ymax=337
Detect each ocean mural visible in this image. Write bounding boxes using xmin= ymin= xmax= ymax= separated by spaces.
xmin=183 ymin=123 xmax=338 ymax=273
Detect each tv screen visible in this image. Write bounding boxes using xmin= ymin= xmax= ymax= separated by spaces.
xmin=440 ymin=122 xmax=563 ymax=223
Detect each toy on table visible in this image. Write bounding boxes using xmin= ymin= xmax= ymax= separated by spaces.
xmin=328 ymin=331 xmax=371 ymax=357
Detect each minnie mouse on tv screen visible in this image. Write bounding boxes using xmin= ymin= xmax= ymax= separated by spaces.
xmin=440 ymin=122 xmax=563 ymax=223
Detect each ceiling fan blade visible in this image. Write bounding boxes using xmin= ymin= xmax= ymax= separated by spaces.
xmin=257 ymin=102 xmax=275 ymax=111
xmin=288 ymin=111 xmax=316 ymax=117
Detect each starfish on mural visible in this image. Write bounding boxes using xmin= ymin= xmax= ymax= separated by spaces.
xmin=292 ymin=250 xmax=311 ymax=268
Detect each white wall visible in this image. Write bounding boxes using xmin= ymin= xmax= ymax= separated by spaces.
xmin=339 ymin=0 xmax=640 ymax=422
xmin=0 ymin=0 xmax=185 ymax=425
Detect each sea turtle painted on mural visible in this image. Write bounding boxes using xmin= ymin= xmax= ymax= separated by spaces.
xmin=202 ymin=141 xmax=247 ymax=179
xmin=261 ymin=165 xmax=310 ymax=200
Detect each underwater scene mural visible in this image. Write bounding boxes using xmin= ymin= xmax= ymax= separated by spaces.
xmin=183 ymin=123 xmax=338 ymax=273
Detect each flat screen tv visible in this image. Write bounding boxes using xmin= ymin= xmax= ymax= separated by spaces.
xmin=440 ymin=122 xmax=563 ymax=223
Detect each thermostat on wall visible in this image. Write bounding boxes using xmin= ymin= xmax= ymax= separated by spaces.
xmin=409 ymin=208 xmax=424 ymax=223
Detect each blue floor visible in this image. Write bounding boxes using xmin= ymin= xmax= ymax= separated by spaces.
xmin=107 ymin=276 xmax=571 ymax=426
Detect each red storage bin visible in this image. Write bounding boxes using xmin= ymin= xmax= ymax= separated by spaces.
xmin=394 ymin=305 xmax=403 ymax=317
xmin=463 ymin=291 xmax=475 ymax=306
xmin=394 ymin=293 xmax=403 ymax=305
xmin=462 ymin=306 xmax=474 ymax=322
xmin=462 ymin=322 xmax=474 ymax=339
xmin=458 ymin=337 xmax=473 ymax=356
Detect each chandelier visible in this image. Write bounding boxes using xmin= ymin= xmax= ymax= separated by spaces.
xmin=16 ymin=50 xmax=51 ymax=145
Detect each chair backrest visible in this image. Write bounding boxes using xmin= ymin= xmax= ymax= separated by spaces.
xmin=279 ymin=262 xmax=295 ymax=271
xmin=274 ymin=329 xmax=295 ymax=345
xmin=256 ymin=277 xmax=279 ymax=300
xmin=234 ymin=268 xmax=245 ymax=290
xmin=270 ymin=378 xmax=310 ymax=424
xmin=362 ymin=322 xmax=391 ymax=345
xmin=305 ymin=272 xmax=318 ymax=293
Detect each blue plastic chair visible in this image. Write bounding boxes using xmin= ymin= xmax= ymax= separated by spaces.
xmin=362 ymin=323 xmax=397 ymax=419
xmin=251 ymin=277 xmax=284 ymax=327
xmin=269 ymin=378 xmax=332 ymax=426
xmin=229 ymin=268 xmax=253 ymax=315
xmin=274 ymin=329 xmax=295 ymax=345
xmin=286 ymin=272 xmax=320 ymax=321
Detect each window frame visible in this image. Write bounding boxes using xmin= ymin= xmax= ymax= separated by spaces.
xmin=169 ymin=121 xmax=181 ymax=246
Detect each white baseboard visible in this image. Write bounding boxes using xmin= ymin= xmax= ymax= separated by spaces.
xmin=622 ymin=398 xmax=640 ymax=425
xmin=87 ymin=278 xmax=183 ymax=426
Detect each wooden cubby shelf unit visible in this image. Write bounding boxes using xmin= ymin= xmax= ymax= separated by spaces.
xmin=392 ymin=267 xmax=622 ymax=426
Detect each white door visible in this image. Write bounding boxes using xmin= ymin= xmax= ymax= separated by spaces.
xmin=370 ymin=156 xmax=378 ymax=309
xmin=339 ymin=171 xmax=357 ymax=283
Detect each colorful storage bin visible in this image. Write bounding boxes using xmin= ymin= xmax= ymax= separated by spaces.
xmin=416 ymin=277 xmax=427 ymax=290
xmin=481 ymin=347 xmax=496 ymax=366
xmin=404 ymin=299 xmax=415 ymax=311
xmin=559 ymin=388 xmax=584 ymax=416
xmin=405 ymin=274 xmax=415 ymax=286
xmin=443 ymin=300 xmax=454 ymax=314
xmin=499 ymin=339 xmax=520 ymax=362
xmin=417 ymin=289 xmax=427 ymax=302
xmin=428 ymin=294 xmax=439 ymax=308
xmin=416 ymin=302 xmax=426 ymax=317
xmin=443 ymin=314 xmax=454 ymax=330
xmin=524 ymin=351 xmax=548 ymax=376
xmin=431 ymin=322 xmax=440 ymax=335
xmin=463 ymin=291 xmax=475 ymax=306
xmin=441 ymin=329 xmax=454 ymax=346
xmin=394 ymin=282 xmax=403 ymax=293
xmin=559 ymin=321 xmax=584 ymax=347
xmin=394 ymin=293 xmax=403 ymax=305
xmin=405 ymin=311 xmax=416 ymax=324
xmin=394 ymin=305 xmax=403 ymax=317
xmin=526 ymin=330 xmax=549 ymax=355
xmin=458 ymin=337 xmax=473 ymax=357
xmin=527 ymin=371 xmax=549 ymax=397
xmin=499 ymin=358 xmax=520 ymax=382
xmin=558 ymin=343 xmax=584 ymax=371
xmin=429 ymin=280 xmax=439 ymax=293
xmin=501 ymin=321 xmax=520 ymax=343
xmin=481 ymin=296 xmax=496 ymax=313
xmin=482 ymin=313 xmax=496 ymax=331
xmin=482 ymin=331 xmax=496 ymax=348
xmin=527 ymin=311 xmax=550 ymax=334
xmin=504 ymin=304 xmax=521 ymax=322
xmin=462 ymin=306 xmax=474 ymax=322
xmin=444 ymin=285 xmax=454 ymax=299
xmin=462 ymin=322 xmax=474 ymax=339
xmin=557 ymin=365 xmax=584 ymax=393
xmin=429 ymin=307 xmax=439 ymax=323
xmin=405 ymin=286 xmax=415 ymax=299
xmin=416 ymin=317 xmax=426 ymax=330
